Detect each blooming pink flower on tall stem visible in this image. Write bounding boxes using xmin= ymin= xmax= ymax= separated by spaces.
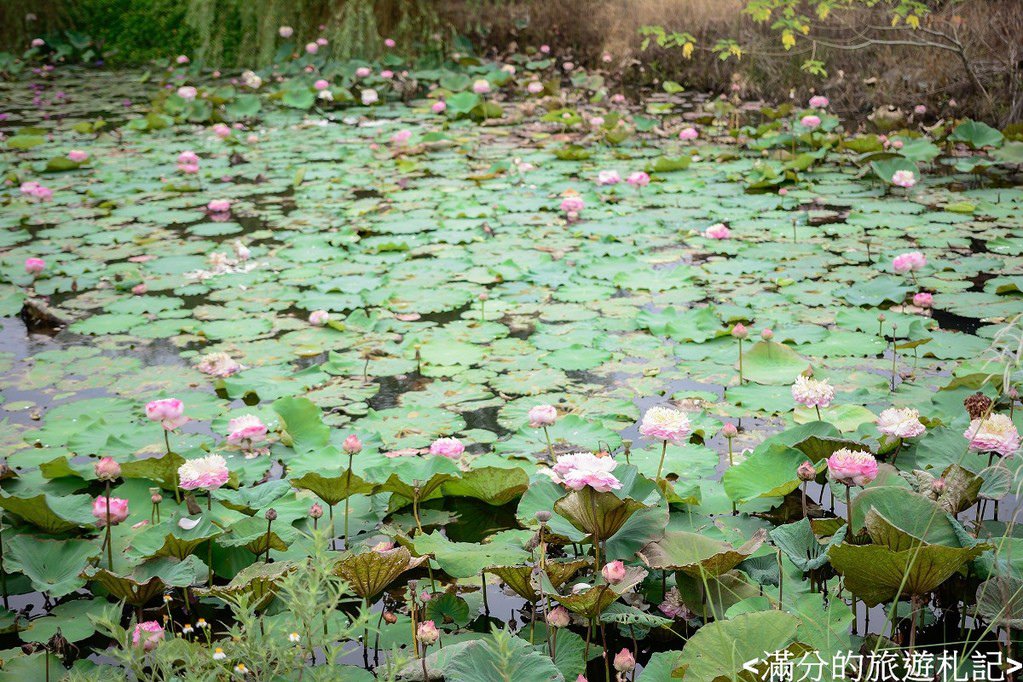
xmin=24 ymin=257 xmax=45 ymax=276
xmin=226 ymin=415 xmax=269 ymax=455
xmin=639 ymin=406 xmax=691 ymax=479
xmin=552 ymin=452 xmax=621 ymax=493
xmin=391 ymin=129 xmax=413 ymax=145
xmin=602 ymin=560 xmax=626 ymax=584
xmin=808 ymin=95 xmax=829 ymax=109
xmin=176 ymin=86 xmax=197 ymax=100
xmin=791 ymin=375 xmax=835 ymax=420
xmin=800 ymin=114 xmax=821 ymax=129
xmin=891 ymin=170 xmax=916 ymax=188
xmin=145 ymin=398 xmax=187 ymax=432
xmin=626 ymin=171 xmax=650 ymax=188
xmin=207 ymin=199 xmax=231 ymax=213
xmin=93 ymin=496 xmax=129 ymax=527
xmin=355 ymin=66 xmax=371 ymax=79
xmin=965 ymin=414 xmax=1019 ymax=458
xmin=892 ymin=251 xmax=926 ymax=284
xmin=913 ymin=292 xmax=933 ymax=308
xmin=178 ymin=454 xmax=230 ymax=495
xmin=597 ymin=170 xmax=621 ymax=186
xmin=472 ymin=79 xmax=491 ymax=95
xmin=431 ymin=100 xmax=446 ymax=113
xmin=827 ymin=448 xmax=878 ymax=531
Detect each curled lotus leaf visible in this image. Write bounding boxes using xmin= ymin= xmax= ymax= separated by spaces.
xmin=828 ymin=541 xmax=985 ymax=606
xmin=553 ymin=487 xmax=647 ymax=542
xmin=85 ymin=555 xmax=208 ymax=607
xmin=440 ymin=466 xmax=530 ymax=506
xmin=975 ymin=576 xmax=1023 ymax=629
xmin=290 ymin=470 xmax=376 ymax=506
xmin=333 ymin=546 xmax=428 ymax=602
xmin=130 ymin=515 xmax=222 ymax=560
xmin=637 ymin=529 xmax=767 ymax=578
xmin=769 ymin=518 xmax=847 ymax=572
xmin=194 ymin=560 xmax=296 ymax=611
xmin=489 ymin=559 xmax=589 ymax=603
xmin=0 ymin=492 xmax=95 ymax=534
xmin=552 ymin=566 xmax=648 ymax=618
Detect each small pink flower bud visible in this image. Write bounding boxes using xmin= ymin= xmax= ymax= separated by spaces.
xmin=721 ymin=423 xmax=738 ymax=438
xmin=613 ymin=648 xmax=636 ymax=672
xmin=731 ymin=323 xmax=749 ymax=339
xmin=309 ymin=503 xmax=323 ymax=519
xmin=761 ymin=328 xmax=774 ymax=341
xmin=601 ymin=560 xmax=626 ymax=585
xmin=546 ymin=606 xmax=570 ymax=628
xmin=343 ymin=434 xmax=362 ymax=455
xmin=95 ymin=457 xmax=121 ymax=481
xmin=797 ymin=460 xmax=816 ymax=482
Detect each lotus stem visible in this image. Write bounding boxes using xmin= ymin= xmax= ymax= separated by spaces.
xmin=623 ymin=439 xmax=631 ymax=464
xmin=543 ymin=426 xmax=554 ymax=460
xmin=104 ymin=482 xmax=114 ymax=571
xmin=776 ymin=548 xmax=783 ymax=610
xmin=329 ymin=504 xmax=336 ymax=551
xmin=584 ymin=617 xmax=593 ymax=661
xmin=801 ymin=482 xmax=808 ymax=519
xmin=412 ymin=486 xmax=424 ymax=535
xmin=344 ymin=453 xmax=354 ymax=549
xmin=815 ymin=405 xmax=822 ymax=421
xmin=737 ymin=337 xmax=743 ymax=384
xmin=0 ymin=516 xmax=6 ymax=609
xmin=908 ymin=594 xmax=921 ymax=651
xmin=845 ymin=485 xmax=852 ymax=533
xmin=656 ymin=440 xmax=668 ymax=480
xmin=600 ymin=621 xmax=610 ymax=682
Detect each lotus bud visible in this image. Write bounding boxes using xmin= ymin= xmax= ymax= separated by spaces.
xmin=877 ymin=313 xmax=886 ymax=322
xmin=265 ymin=508 xmax=278 ymax=521
xmin=95 ymin=456 xmax=121 ymax=481
xmin=535 ymin=510 xmax=552 ymax=524
xmin=546 ymin=606 xmax=570 ymax=628
xmin=309 ymin=503 xmax=323 ymax=519
xmin=721 ymin=423 xmax=738 ymax=438
xmin=419 ymin=590 xmax=432 ymax=602
xmin=797 ymin=460 xmax=816 ymax=482
xmin=613 ymin=648 xmax=636 ymax=672
xmin=416 ymin=620 xmax=439 ymax=645
xmin=151 ymin=492 xmax=163 ymax=504
xmin=383 ymin=611 xmax=398 ymax=624
xmin=343 ymin=434 xmax=362 ymax=455
xmin=932 ymin=478 xmax=947 ymax=494
xmin=731 ymin=323 xmax=748 ymax=339
xmin=478 ymin=292 xmax=489 ymax=301
xmin=761 ymin=328 xmax=774 ymax=341
xmin=601 ymin=560 xmax=626 ymax=585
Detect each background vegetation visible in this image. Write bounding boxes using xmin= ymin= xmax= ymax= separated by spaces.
xmin=2 ymin=0 xmax=1020 ymax=123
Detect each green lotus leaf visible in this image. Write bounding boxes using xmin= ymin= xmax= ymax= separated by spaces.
xmin=273 ymin=396 xmax=330 ymax=452
xmin=828 ymin=541 xmax=985 ymax=606
xmin=290 ymin=470 xmax=376 ymax=506
xmin=974 ymin=576 xmax=1023 ymax=629
xmin=441 ymin=465 xmax=529 ymax=506
xmin=673 ymin=611 xmax=801 ymax=682
xmin=193 ymin=559 xmax=295 ymax=611
xmin=332 ymin=546 xmax=429 ymax=602
xmin=6 ymin=535 xmax=96 ymax=597
xmin=722 ymin=443 xmax=809 ymax=504
xmin=950 ymin=119 xmax=1003 ymax=149
xmin=850 ymin=487 xmax=964 ymax=547
xmin=219 ymin=516 xmax=300 ymax=555
xmin=740 ymin=341 xmax=810 ymax=385
xmin=770 ymin=518 xmax=847 ymax=571
xmin=366 ymin=455 xmax=462 ymax=502
xmin=552 ymin=566 xmax=647 ymax=618
xmin=489 ymin=559 xmax=589 ymax=603
xmin=414 ymin=530 xmax=530 ymax=579
xmin=638 ymin=529 xmax=766 ymax=578
xmin=85 ymin=555 xmax=208 ymax=606
xmin=130 ymin=515 xmax=222 ymax=560
xmin=0 ymin=492 xmax=95 ymax=534
xmin=553 ymin=487 xmax=647 ymax=543
xmin=443 ymin=627 xmax=562 ymax=682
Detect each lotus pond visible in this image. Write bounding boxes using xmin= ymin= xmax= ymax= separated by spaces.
xmin=1 ymin=52 xmax=1023 ymax=682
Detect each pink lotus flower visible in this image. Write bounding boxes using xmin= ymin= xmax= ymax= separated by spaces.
xmin=20 ymin=181 xmax=52 ymax=201
xmin=132 ymin=621 xmax=165 ymax=651
xmin=432 ymin=100 xmax=446 ymax=113
xmin=279 ymin=26 xmax=294 ymax=38
xmin=178 ymin=162 xmax=199 ymax=174
xmin=93 ymin=496 xmax=129 ymax=526
xmin=704 ymin=223 xmax=730 ymax=239
xmin=24 ymin=257 xmax=45 ymax=275
xmin=614 ymin=649 xmax=636 ymax=673
xmin=540 ymin=44 xmax=551 ymax=54
xmin=527 ymin=81 xmax=544 ymax=95
xmin=596 ymin=170 xmax=621 ymax=186
xmin=145 ymin=398 xmax=187 ymax=430
xmin=560 ymin=196 xmax=585 ymax=214
xmin=562 ymin=61 xmax=574 ymax=71
xmin=314 ymin=79 xmax=329 ymax=91
xmin=176 ymin=55 xmax=189 ymax=65
xmin=602 ymin=560 xmax=626 ymax=584
xmin=176 ymin=86 xmax=197 ymax=100
xmin=827 ymin=449 xmax=878 ymax=487
xmin=178 ymin=454 xmax=230 ymax=490
xmin=196 ymin=352 xmax=242 ymax=378
xmin=610 ymin=93 xmax=626 ymax=104
xmin=914 ymin=104 xmax=927 ymax=115
xmin=965 ymin=414 xmax=1020 ymax=457
xmin=876 ymin=407 xmax=925 ymax=439
xmin=808 ymin=95 xmax=829 ymax=109
xmin=473 ymin=79 xmax=491 ymax=94
xmin=341 ymin=434 xmax=362 ymax=456
xmin=678 ymin=127 xmax=698 ymax=141
xmin=68 ymin=150 xmax=88 ymax=163
xmin=913 ymin=292 xmax=933 ymax=308
xmin=361 ymin=89 xmax=379 ymax=105
xmin=391 ymin=129 xmax=413 ymax=145
xmin=626 ymin=171 xmax=650 ymax=187
xmin=355 ymin=67 xmax=371 ymax=78
xmin=384 ymin=38 xmax=396 ymax=48
xmin=178 ymin=150 xmax=199 ymax=166
xmin=309 ymin=310 xmax=329 ymax=326
xmin=658 ymin=587 xmax=686 ymax=618
xmin=800 ymin=115 xmax=821 ymax=129
xmin=212 ymin=123 xmax=231 ymax=139
xmin=305 ymin=42 xmax=318 ymax=54
xmin=31 ymin=38 xmax=45 ymax=48
xmin=892 ymin=251 xmax=926 ymax=274
xmin=639 ymin=406 xmax=691 ymax=444
xmin=891 ymin=170 xmax=916 ymax=188
xmin=528 ymin=404 xmax=557 ymax=428
xmin=791 ymin=375 xmax=834 ymax=409
xmin=207 ymin=199 xmax=231 ymax=213
xmin=316 ymin=37 xmax=328 ymax=46
xmin=553 ymin=452 xmax=621 ymax=493
xmin=731 ymin=323 xmax=749 ymax=339
xmin=95 ymin=456 xmax=121 ymax=481
xmin=546 ymin=606 xmax=570 ymax=628
xmin=417 ymin=620 xmax=439 ymax=645
xmin=227 ymin=415 xmax=268 ymax=449
xmin=430 ymin=437 xmax=465 ymax=459
xmin=132 ymin=283 xmax=147 ymax=295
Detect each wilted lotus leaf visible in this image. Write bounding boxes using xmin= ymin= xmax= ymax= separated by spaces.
xmin=194 ymin=560 xmax=295 ymax=610
xmin=552 ymin=566 xmax=648 ymax=618
xmin=638 ymin=529 xmax=767 ymax=578
xmin=489 ymin=558 xmax=589 ymax=603
xmin=553 ymin=487 xmax=647 ymax=542
xmin=828 ymin=541 xmax=985 ymax=606
xmin=770 ymin=518 xmax=847 ymax=572
xmin=0 ymin=492 xmax=95 ymax=534
xmin=333 ymin=546 xmax=428 ymax=602
xmin=290 ymin=470 xmax=376 ymax=506
xmin=86 ymin=555 xmax=208 ymax=607
xmin=130 ymin=515 xmax=222 ymax=560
